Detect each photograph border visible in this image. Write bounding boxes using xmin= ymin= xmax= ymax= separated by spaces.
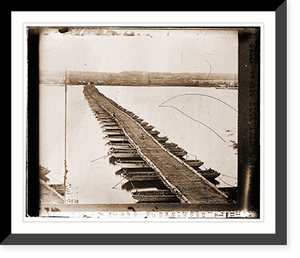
xmin=32 ymin=26 xmax=257 ymax=218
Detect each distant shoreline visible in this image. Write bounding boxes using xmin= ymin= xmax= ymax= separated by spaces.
xmin=40 ymin=70 xmax=238 ymax=87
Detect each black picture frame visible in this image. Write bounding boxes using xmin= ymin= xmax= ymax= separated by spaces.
xmin=1 ymin=1 xmax=288 ymax=245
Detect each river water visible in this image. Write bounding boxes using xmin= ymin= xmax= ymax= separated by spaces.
xmin=39 ymin=84 xmax=237 ymax=204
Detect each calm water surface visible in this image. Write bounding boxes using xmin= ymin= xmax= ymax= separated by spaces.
xmin=39 ymin=84 xmax=237 ymax=204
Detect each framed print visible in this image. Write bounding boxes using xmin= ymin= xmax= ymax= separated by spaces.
xmin=4 ymin=5 xmax=286 ymax=243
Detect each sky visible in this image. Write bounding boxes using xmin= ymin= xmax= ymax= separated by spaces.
xmin=39 ymin=27 xmax=238 ymax=74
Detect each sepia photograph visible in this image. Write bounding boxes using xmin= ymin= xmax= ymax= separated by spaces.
xmin=27 ymin=26 xmax=260 ymax=219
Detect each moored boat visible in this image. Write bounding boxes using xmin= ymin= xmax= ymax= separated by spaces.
xmin=121 ymin=167 xmax=219 ymax=180
xmin=154 ymin=136 xmax=168 ymax=142
xmin=100 ymin=121 xmax=118 ymax=126
xmin=143 ymin=125 xmax=154 ymax=130
xmin=148 ymin=130 xmax=160 ymax=136
xmin=101 ymin=125 xmax=121 ymax=130
xmin=184 ymin=159 xmax=204 ymax=168
xmin=99 ymin=118 xmax=116 ymax=123
xmin=109 ymin=147 xmax=136 ymax=154
xmin=117 ymin=161 xmax=150 ymax=169
xmin=195 ymin=168 xmax=220 ymax=179
xmin=110 ymin=153 xmax=142 ymax=160
xmin=169 ymin=149 xmax=188 ymax=157
xmin=106 ymin=141 xmax=132 ymax=146
xmin=95 ymin=114 xmax=111 ymax=119
xmin=122 ymin=171 xmax=158 ymax=181
xmin=103 ymin=129 xmax=123 ymax=133
xmin=140 ymin=122 xmax=148 ymax=126
xmin=39 ymin=165 xmax=51 ymax=182
xmin=119 ymin=167 xmax=154 ymax=173
xmin=105 ymin=131 xmax=125 ymax=136
xmin=125 ymin=111 xmax=135 ymax=117
xmin=134 ymin=118 xmax=143 ymax=123
xmin=162 ymin=142 xmax=178 ymax=148
xmin=131 ymin=189 xmax=179 ymax=203
xmin=93 ymin=111 xmax=109 ymax=116
xmin=104 ymin=136 xmax=128 ymax=141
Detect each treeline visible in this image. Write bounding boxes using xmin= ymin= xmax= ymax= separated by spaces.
xmin=40 ymin=70 xmax=237 ymax=86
